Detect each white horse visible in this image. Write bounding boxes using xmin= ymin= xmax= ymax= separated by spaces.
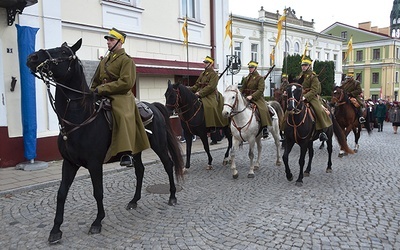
xmin=222 ymin=84 xmax=283 ymax=179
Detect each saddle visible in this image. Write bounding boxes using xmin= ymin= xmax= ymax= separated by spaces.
xmin=136 ymin=101 xmax=154 ymax=126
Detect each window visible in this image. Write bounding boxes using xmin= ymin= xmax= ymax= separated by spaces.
xmin=105 ymin=0 xmax=137 ymax=6
xmin=294 ymin=42 xmax=300 ymax=54
xmin=234 ymin=41 xmax=242 ymax=63
xmin=285 ymin=41 xmax=289 ymax=54
xmin=325 ymin=53 xmax=329 ymax=60
xmin=251 ymin=44 xmax=258 ymax=62
xmin=341 ymin=31 xmax=347 ymax=39
xmin=373 ymin=49 xmax=380 ymax=60
xmin=333 ymin=54 xmax=337 ymax=69
xmin=182 ymin=0 xmax=199 ymax=20
xmin=356 ymin=50 xmax=363 ymax=62
xmin=396 ymin=71 xmax=399 ymax=83
xmin=316 ymin=51 xmax=320 ymax=60
xmin=372 ymin=72 xmax=379 ymax=84
xmin=397 ymin=47 xmax=400 ymax=59
xmin=342 ymin=51 xmax=346 ymax=61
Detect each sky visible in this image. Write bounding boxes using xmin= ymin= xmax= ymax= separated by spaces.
xmin=229 ymin=0 xmax=393 ymax=32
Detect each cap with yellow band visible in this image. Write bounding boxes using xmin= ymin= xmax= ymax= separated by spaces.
xmin=104 ymin=27 xmax=127 ymax=44
xmin=203 ymin=56 xmax=214 ymax=64
xmin=248 ymin=61 xmax=258 ymax=68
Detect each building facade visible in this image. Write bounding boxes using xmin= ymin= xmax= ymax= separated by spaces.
xmin=0 ymin=0 xmax=230 ymax=167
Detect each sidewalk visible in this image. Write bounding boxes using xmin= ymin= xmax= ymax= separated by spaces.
xmin=0 ymin=137 xmax=228 ymax=195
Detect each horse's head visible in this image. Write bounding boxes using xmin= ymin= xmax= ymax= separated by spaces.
xmin=286 ymin=83 xmax=304 ymax=112
xmin=330 ymin=86 xmax=345 ymax=106
xmin=164 ymin=80 xmax=180 ymax=114
xmin=27 ymin=39 xmax=82 ymax=83
xmin=222 ymin=84 xmax=240 ymax=117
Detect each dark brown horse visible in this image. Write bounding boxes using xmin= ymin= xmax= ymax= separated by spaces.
xmin=331 ymin=86 xmax=371 ymax=157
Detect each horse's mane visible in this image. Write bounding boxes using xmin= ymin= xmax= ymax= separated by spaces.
xmin=174 ymin=82 xmax=197 ymax=101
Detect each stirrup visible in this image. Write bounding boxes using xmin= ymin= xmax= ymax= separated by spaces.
xmin=319 ymin=132 xmax=328 ymax=142
xmin=120 ymin=154 xmax=134 ymax=167
xmin=359 ymin=117 xmax=366 ymax=123
xmin=262 ymin=128 xmax=269 ymax=138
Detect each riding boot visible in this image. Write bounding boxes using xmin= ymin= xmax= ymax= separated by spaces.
xmin=120 ymin=153 xmax=134 ymax=167
xmin=319 ymin=130 xmax=328 ymax=141
xmin=262 ymin=127 xmax=269 ymax=138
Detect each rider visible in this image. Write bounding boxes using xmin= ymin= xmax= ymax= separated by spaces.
xmin=90 ymin=27 xmax=150 ymax=167
xmin=240 ymin=61 xmax=272 ymax=138
xmin=340 ymin=70 xmax=366 ymax=123
xmin=280 ymin=73 xmax=289 ymax=94
xmin=298 ymin=56 xmax=332 ymax=141
xmin=189 ymin=56 xmax=228 ymax=133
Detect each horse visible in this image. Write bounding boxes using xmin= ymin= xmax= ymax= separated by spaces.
xmin=222 ymin=84 xmax=283 ymax=179
xmin=165 ymin=81 xmax=232 ymax=170
xmin=282 ymin=83 xmax=354 ymax=186
xmin=331 ymin=86 xmax=372 ymax=157
xmin=273 ymin=88 xmax=287 ymax=112
xmin=26 ymin=38 xmax=184 ymax=244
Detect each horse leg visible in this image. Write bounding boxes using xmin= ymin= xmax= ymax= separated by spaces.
xmin=230 ymin=138 xmax=240 ymax=179
xmin=295 ymin=145 xmax=308 ymax=186
xmin=222 ymin=126 xmax=233 ymax=165
xmin=304 ymin=141 xmax=314 ymax=177
xmin=48 ymin=160 xmax=79 ymax=244
xmin=88 ymin=165 xmax=105 ymax=235
xmin=254 ymin=136 xmax=262 ymax=170
xmin=200 ymin=134 xmax=213 ymax=170
xmin=282 ymin=140 xmax=295 ymax=182
xmin=247 ymin=140 xmax=256 ymax=178
xmin=271 ymin=123 xmax=282 ymax=166
xmin=353 ymin=127 xmax=360 ymax=153
xmin=326 ymin=134 xmax=333 ymax=173
xmin=156 ymin=150 xmax=178 ymax=206
xmin=127 ymin=153 xmax=144 ymax=210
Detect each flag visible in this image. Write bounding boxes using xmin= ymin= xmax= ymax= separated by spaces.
xmin=301 ymin=41 xmax=308 ymax=61
xmin=224 ymin=17 xmax=232 ymax=48
xmin=343 ymin=36 xmax=353 ymax=62
xmin=270 ymin=46 xmax=275 ymax=65
xmin=182 ymin=17 xmax=188 ymax=47
xmin=275 ymin=10 xmax=286 ymax=47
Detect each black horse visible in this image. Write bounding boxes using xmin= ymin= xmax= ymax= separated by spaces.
xmin=26 ymin=38 xmax=184 ymax=244
xmin=165 ymin=81 xmax=232 ymax=170
xmin=282 ymin=83 xmax=354 ymax=186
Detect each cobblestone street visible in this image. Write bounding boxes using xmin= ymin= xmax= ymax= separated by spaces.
xmin=0 ymin=122 xmax=399 ymax=249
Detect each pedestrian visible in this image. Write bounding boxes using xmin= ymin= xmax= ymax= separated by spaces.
xmin=188 ymin=56 xmax=228 ymax=135
xmin=340 ymin=70 xmax=366 ymax=123
xmin=374 ymin=99 xmax=387 ymax=132
xmin=388 ymin=101 xmax=400 ymax=134
xmin=90 ymin=27 xmax=150 ymax=167
xmin=240 ymin=60 xmax=271 ymax=138
xmin=297 ymin=56 xmax=332 ymax=141
xmin=366 ymin=99 xmax=376 ymax=130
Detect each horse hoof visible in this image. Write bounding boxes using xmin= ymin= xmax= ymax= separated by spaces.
xmin=183 ymin=168 xmax=188 ymax=174
xmin=276 ymin=161 xmax=282 ymax=166
xmin=48 ymin=232 xmax=62 ymax=244
xmin=326 ymin=169 xmax=333 ymax=173
xmin=126 ymin=202 xmax=138 ymax=210
xmin=168 ymin=198 xmax=177 ymax=206
xmin=233 ymin=173 xmax=239 ymax=179
xmin=338 ymin=153 xmax=344 ymax=158
xmin=89 ymin=225 xmax=101 ymax=234
xmin=286 ymin=173 xmax=293 ymax=182
xmin=354 ymin=149 xmax=358 ymax=153
xmin=254 ymin=165 xmax=259 ymax=170
xmin=319 ymin=145 xmax=324 ymax=149
xmin=248 ymin=173 xmax=255 ymax=178
xmin=303 ymin=172 xmax=310 ymax=177
xmin=206 ymin=165 xmax=213 ymax=170
xmin=295 ymin=182 xmax=303 ymax=187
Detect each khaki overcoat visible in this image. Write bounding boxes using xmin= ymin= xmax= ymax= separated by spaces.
xmin=340 ymin=78 xmax=364 ymax=107
xmin=91 ymin=48 xmax=150 ymax=162
xmin=300 ymin=69 xmax=332 ymax=130
xmin=189 ymin=67 xmax=228 ymax=128
xmin=240 ymin=70 xmax=271 ymax=127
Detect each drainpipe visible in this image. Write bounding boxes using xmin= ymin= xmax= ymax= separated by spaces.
xmin=210 ymin=0 xmax=216 ymax=62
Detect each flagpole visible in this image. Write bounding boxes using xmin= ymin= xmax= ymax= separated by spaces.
xmin=284 ymin=7 xmax=287 ymax=74
xmin=230 ymin=13 xmax=234 ymax=85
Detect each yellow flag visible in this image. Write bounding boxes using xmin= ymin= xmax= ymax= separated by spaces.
xmin=343 ymin=36 xmax=353 ymax=62
xmin=270 ymin=46 xmax=275 ymax=65
xmin=301 ymin=41 xmax=308 ymax=61
xmin=275 ymin=11 xmax=286 ymax=47
xmin=224 ymin=18 xmax=232 ymax=48
xmin=182 ymin=17 xmax=188 ymax=47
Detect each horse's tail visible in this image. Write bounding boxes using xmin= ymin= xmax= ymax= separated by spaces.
xmin=332 ymin=116 xmax=355 ymax=154
xmin=153 ymin=102 xmax=185 ymax=181
xmin=267 ymin=100 xmax=284 ymax=127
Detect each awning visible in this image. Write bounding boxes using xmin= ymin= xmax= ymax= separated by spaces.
xmin=133 ymin=57 xmax=204 ymax=76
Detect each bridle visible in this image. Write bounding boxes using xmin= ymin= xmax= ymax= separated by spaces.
xmin=30 ymin=45 xmax=106 ymax=140
xmin=223 ymin=87 xmax=256 ymax=141
xmin=331 ymin=88 xmax=346 ymax=107
xmin=286 ymin=83 xmax=313 ymax=143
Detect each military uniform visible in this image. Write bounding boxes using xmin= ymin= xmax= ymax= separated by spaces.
xmin=240 ymin=69 xmax=272 ymax=128
xmin=340 ymin=73 xmax=365 ymax=122
xmin=91 ymin=35 xmax=150 ymax=163
xmin=300 ymin=66 xmax=332 ymax=131
xmin=189 ymin=58 xmax=228 ymax=128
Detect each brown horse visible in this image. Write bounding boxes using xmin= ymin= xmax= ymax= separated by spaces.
xmin=273 ymin=88 xmax=287 ymax=112
xmin=331 ymin=86 xmax=371 ymax=157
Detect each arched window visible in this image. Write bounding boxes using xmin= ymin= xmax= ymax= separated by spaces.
xmin=294 ymin=42 xmax=300 ymax=54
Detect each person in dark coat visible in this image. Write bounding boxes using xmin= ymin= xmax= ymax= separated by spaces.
xmin=388 ymin=101 xmax=400 ymax=134
xmin=374 ymin=99 xmax=387 ymax=132
xmin=91 ymin=27 xmax=150 ymax=167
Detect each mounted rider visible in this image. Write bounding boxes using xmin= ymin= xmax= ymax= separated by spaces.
xmin=298 ymin=56 xmax=332 ymax=141
xmin=340 ymin=70 xmax=366 ymax=123
xmin=280 ymin=73 xmax=289 ymax=94
xmin=189 ymin=56 xmax=228 ymax=131
xmin=240 ymin=61 xmax=272 ymax=138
